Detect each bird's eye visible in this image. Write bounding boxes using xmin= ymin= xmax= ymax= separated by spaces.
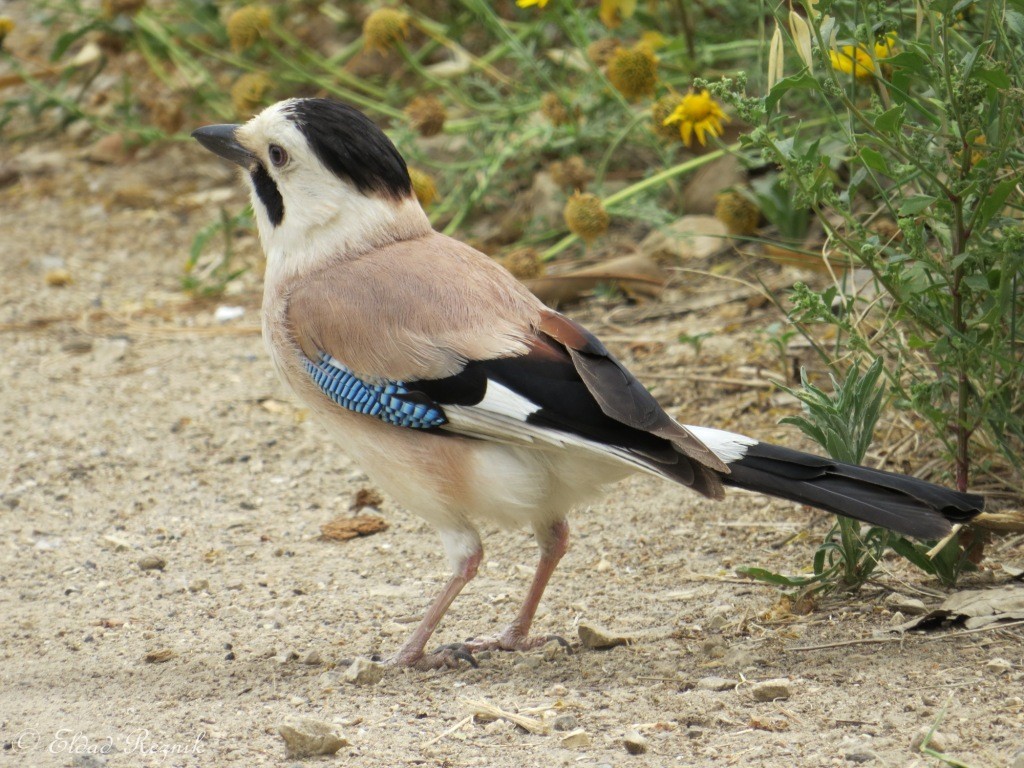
xmin=268 ymin=144 xmax=289 ymax=168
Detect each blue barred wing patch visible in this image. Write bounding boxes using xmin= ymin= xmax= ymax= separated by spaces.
xmin=303 ymin=353 xmax=447 ymax=429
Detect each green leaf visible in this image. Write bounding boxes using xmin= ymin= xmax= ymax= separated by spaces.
xmin=974 ymin=178 xmax=1016 ymax=231
xmin=874 ymin=104 xmax=905 ymax=133
xmin=972 ymin=66 xmax=1011 ymax=89
xmin=735 ymin=567 xmax=819 ymax=587
xmin=859 ymin=147 xmax=890 ymax=174
xmin=899 ymin=194 xmax=938 ymax=216
xmin=765 ymin=71 xmax=821 ymax=112
xmin=884 ymin=50 xmax=929 ymax=75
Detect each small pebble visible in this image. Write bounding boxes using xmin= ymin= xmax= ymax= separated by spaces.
xmin=278 ymin=718 xmax=348 ymax=759
xmin=751 ymin=679 xmax=792 ymax=702
xmin=143 ymin=648 xmax=175 ymax=664
xmin=845 ymin=750 xmax=876 ymax=763
xmin=623 ymin=730 xmax=648 ymax=755
xmin=102 ymin=535 xmax=131 ymax=552
xmin=344 ymin=657 xmax=385 ymax=685
xmin=302 ymin=650 xmax=323 ymax=666
xmin=45 ymin=269 xmax=74 ymax=287
xmin=214 ymin=305 xmax=245 ymax=323
xmin=911 ymin=726 xmax=950 ymax=753
xmin=513 ymin=655 xmax=542 ymax=670
xmin=697 ymin=676 xmax=736 ymax=692
xmin=559 ymin=729 xmax=590 ymax=748
xmin=577 ymin=621 xmax=632 ymax=650
xmin=138 ymin=554 xmax=166 ymax=571
xmin=986 ymin=657 xmax=1012 ymax=675
xmin=551 ymin=714 xmax=579 ymax=732
xmin=188 ymin=578 xmax=210 ymax=593
xmin=884 ymin=593 xmax=927 ymax=615
xmin=1011 ymin=748 xmax=1024 ymax=768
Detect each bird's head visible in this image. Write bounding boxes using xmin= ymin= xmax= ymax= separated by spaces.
xmin=192 ymin=98 xmax=430 ymax=282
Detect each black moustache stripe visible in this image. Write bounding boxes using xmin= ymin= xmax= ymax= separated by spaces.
xmin=252 ymin=163 xmax=284 ymax=226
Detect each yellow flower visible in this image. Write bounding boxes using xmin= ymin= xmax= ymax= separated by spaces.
xmin=830 ymin=33 xmax=897 ymax=80
xmin=874 ymin=32 xmax=897 ymax=59
xmin=0 ymin=17 xmax=14 ymax=48
xmin=829 ymin=46 xmax=874 ymax=79
xmin=516 ymin=0 xmax=549 ymax=8
xmin=226 ymin=6 xmax=271 ymax=53
xmin=606 ymin=45 xmax=658 ymax=101
xmin=599 ymin=0 xmax=637 ymax=29
xmin=638 ymin=31 xmax=667 ymax=51
xmin=663 ymin=90 xmax=729 ymax=148
xmin=363 ymin=8 xmax=409 ymax=53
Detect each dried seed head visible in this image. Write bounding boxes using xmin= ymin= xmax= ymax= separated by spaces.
xmin=607 ymin=45 xmax=658 ymax=101
xmin=563 ymin=192 xmax=609 ymax=244
xmin=549 ymin=156 xmax=594 ymax=191
xmin=541 ymin=92 xmax=580 ymax=127
xmin=101 ymin=0 xmax=146 ymax=18
xmin=363 ymin=8 xmax=409 ymax=53
xmin=587 ymin=37 xmax=621 ymax=67
xmin=714 ymin=190 xmax=761 ymax=236
xmin=651 ymin=93 xmax=684 ymax=140
xmin=405 ymin=95 xmax=446 ymax=137
xmin=501 ymin=248 xmax=544 ymax=280
xmin=230 ymin=72 xmax=272 ymax=118
xmin=226 ymin=5 xmax=271 ymax=53
xmin=408 ymin=167 xmax=438 ymax=207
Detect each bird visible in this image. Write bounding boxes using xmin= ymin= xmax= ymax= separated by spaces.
xmin=192 ymin=98 xmax=984 ymax=669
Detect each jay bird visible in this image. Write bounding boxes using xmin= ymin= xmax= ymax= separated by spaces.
xmin=193 ymin=98 xmax=983 ymax=669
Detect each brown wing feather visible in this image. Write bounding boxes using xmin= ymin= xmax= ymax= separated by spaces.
xmin=538 ymin=311 xmax=728 ymax=497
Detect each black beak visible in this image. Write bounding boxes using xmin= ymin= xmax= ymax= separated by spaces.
xmin=191 ymin=124 xmax=254 ymax=168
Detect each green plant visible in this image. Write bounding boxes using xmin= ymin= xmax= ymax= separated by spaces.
xmin=740 ymin=0 xmax=1024 ymax=497
xmin=740 ymin=358 xmax=894 ymax=592
xmin=183 ymin=206 xmax=252 ymax=296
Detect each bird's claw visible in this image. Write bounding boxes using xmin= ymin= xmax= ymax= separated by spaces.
xmin=464 ymin=631 xmax=572 ymax=654
xmin=415 ymin=643 xmax=479 ymax=669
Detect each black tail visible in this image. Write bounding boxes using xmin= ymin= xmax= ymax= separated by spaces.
xmin=723 ymin=442 xmax=983 ymax=539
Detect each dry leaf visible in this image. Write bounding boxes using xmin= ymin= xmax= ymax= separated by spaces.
xmin=350 ymin=487 xmax=384 ymax=511
xmin=525 ymin=253 xmax=666 ymax=307
xmin=320 ymin=514 xmax=389 ymax=541
xmin=898 ymin=586 xmax=1024 ymax=631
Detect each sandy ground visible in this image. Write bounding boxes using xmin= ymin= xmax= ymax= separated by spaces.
xmin=1 ymin=126 xmax=1023 ymax=768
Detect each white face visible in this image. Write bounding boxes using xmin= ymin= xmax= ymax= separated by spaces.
xmin=234 ymin=100 xmax=427 ymax=285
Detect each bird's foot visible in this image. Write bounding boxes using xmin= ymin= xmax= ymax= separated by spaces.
xmin=463 ymin=627 xmax=572 ymax=655
xmin=388 ymin=644 xmax=479 ymax=670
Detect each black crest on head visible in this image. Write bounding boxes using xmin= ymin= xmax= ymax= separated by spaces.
xmin=287 ymin=99 xmax=412 ymax=200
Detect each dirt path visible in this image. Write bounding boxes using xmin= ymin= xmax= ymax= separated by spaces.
xmin=1 ymin=129 xmax=1022 ymax=768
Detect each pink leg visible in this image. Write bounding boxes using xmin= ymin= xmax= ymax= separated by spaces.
xmin=472 ymin=519 xmax=570 ymax=652
xmin=390 ymin=539 xmax=482 ymax=669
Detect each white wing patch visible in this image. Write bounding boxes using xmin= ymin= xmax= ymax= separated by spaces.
xmin=477 ymin=379 xmax=541 ymax=422
xmin=683 ymin=425 xmax=757 ymax=464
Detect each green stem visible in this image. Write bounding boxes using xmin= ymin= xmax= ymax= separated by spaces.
xmin=541 ymin=143 xmax=740 ymax=261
